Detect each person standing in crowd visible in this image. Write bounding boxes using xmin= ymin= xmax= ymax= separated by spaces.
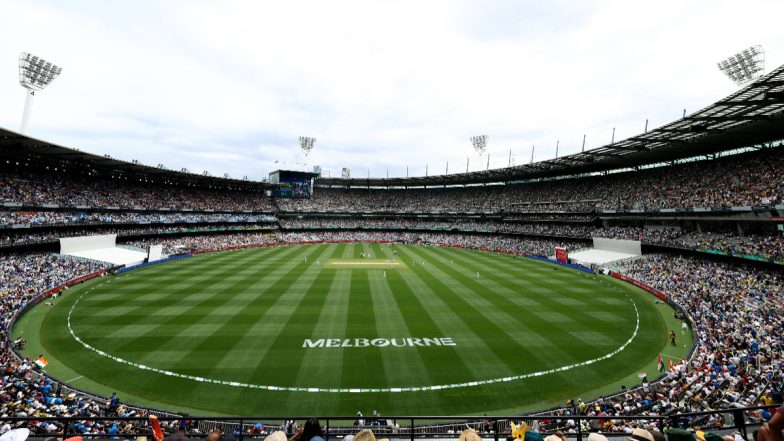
xmin=291 ymin=418 xmax=325 ymax=441
xmin=107 ymin=392 xmax=119 ymax=415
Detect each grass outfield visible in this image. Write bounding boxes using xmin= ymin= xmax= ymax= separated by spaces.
xmin=14 ymin=243 xmax=691 ymax=416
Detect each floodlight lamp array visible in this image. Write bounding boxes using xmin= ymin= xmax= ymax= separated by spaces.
xmin=19 ymin=52 xmax=62 ymax=91
xmin=299 ymin=136 xmax=316 ymax=156
xmin=470 ymin=134 xmax=488 ymax=155
xmin=717 ymin=46 xmax=765 ymax=86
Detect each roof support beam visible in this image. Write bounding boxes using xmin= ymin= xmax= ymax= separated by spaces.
xmin=687 ymin=115 xmax=772 ymax=121
xmin=606 ymin=144 xmax=652 ymax=152
xmin=657 ymin=127 xmax=724 ymax=134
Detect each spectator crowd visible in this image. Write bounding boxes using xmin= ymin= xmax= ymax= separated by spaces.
xmin=0 ymin=253 xmax=118 ymax=434
xmin=1 ymin=217 xmax=781 ymax=262
xmin=2 ymin=148 xmax=782 ymax=214
xmin=1 ymin=148 xmax=783 ymax=262
xmin=0 ymin=224 xmax=277 ymax=248
xmin=0 ymin=171 xmax=274 ymax=211
xmin=598 ymin=255 xmax=783 ymax=418
xmin=0 ymin=147 xmax=781 ymax=437
xmin=0 ymin=211 xmax=276 ymax=227
xmin=278 ymin=220 xmax=784 ymax=261
xmin=279 ymin=149 xmax=783 ymax=213
xmin=125 ymin=231 xmax=586 ymax=258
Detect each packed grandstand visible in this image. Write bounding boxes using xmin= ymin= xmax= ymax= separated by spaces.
xmin=1 ymin=139 xmax=783 ymax=435
xmin=2 ymin=146 xmax=783 ymax=260
xmin=1 ymin=61 xmax=784 ymax=441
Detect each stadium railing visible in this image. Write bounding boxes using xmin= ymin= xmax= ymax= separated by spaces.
xmin=0 ymin=405 xmax=780 ymax=441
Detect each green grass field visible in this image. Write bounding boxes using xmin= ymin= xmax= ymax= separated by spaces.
xmin=14 ymin=243 xmax=691 ymax=416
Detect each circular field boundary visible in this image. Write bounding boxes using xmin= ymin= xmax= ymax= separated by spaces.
xmin=65 ymin=250 xmax=642 ymax=394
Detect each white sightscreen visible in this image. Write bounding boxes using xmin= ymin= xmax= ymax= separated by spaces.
xmin=592 ymin=237 xmax=642 ymax=255
xmin=59 ymin=234 xmax=117 ymax=254
xmin=148 ymin=245 xmax=163 ymax=262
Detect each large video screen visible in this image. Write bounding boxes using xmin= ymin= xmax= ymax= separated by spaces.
xmin=273 ymin=177 xmax=312 ymax=199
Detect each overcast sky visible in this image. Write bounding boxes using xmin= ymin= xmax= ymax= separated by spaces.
xmin=1 ymin=0 xmax=782 ymax=180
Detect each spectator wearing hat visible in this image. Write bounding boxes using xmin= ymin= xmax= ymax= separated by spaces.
xmin=544 ymin=430 xmax=569 ymax=441
xmin=354 ymin=429 xmax=376 ymax=441
xmin=460 ymin=429 xmax=483 ymax=441
xmin=264 ymin=432 xmax=287 ymax=441
xmin=587 ymin=434 xmax=609 ymax=441
xmin=626 ymin=428 xmax=655 ymax=441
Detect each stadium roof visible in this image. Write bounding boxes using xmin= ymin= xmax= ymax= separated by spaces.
xmin=0 ymin=129 xmax=271 ymax=190
xmin=318 ymin=63 xmax=784 ymax=187
xmin=1 ymin=63 xmax=783 ymax=190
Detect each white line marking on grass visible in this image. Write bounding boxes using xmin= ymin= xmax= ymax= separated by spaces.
xmin=66 ymin=255 xmax=642 ymax=394
xmin=65 ymin=375 xmax=83 ymax=383
xmin=327 ymin=260 xmax=402 ymax=267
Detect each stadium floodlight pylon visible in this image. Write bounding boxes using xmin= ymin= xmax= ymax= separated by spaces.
xmin=717 ymin=46 xmax=764 ymax=86
xmin=299 ymin=136 xmax=316 ymax=171
xmin=18 ymin=52 xmax=63 ymax=133
xmin=470 ymin=134 xmax=487 ymax=155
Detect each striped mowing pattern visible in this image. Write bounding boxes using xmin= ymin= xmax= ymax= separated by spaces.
xmin=36 ymin=243 xmax=667 ymax=416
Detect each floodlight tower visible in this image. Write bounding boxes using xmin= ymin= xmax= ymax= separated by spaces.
xmin=18 ymin=52 xmax=63 ymax=133
xmin=299 ymin=136 xmax=316 ymax=171
xmin=470 ymin=134 xmax=487 ymax=171
xmin=470 ymin=135 xmax=487 ymax=155
xmin=717 ymin=46 xmax=765 ymax=86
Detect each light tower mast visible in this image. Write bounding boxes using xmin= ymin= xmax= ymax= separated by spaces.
xmin=470 ymin=134 xmax=488 ymax=171
xmin=299 ymin=136 xmax=316 ymax=171
xmin=18 ymin=52 xmax=63 ymax=133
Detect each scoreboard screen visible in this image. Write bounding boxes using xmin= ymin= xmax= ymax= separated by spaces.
xmin=269 ymin=170 xmax=319 ymax=199
xmin=273 ymin=178 xmax=311 ymax=199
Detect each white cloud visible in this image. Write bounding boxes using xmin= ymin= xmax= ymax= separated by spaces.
xmin=1 ymin=0 xmax=782 ymax=180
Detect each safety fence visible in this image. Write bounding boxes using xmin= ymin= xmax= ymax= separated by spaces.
xmin=0 ymin=405 xmax=780 ymax=441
